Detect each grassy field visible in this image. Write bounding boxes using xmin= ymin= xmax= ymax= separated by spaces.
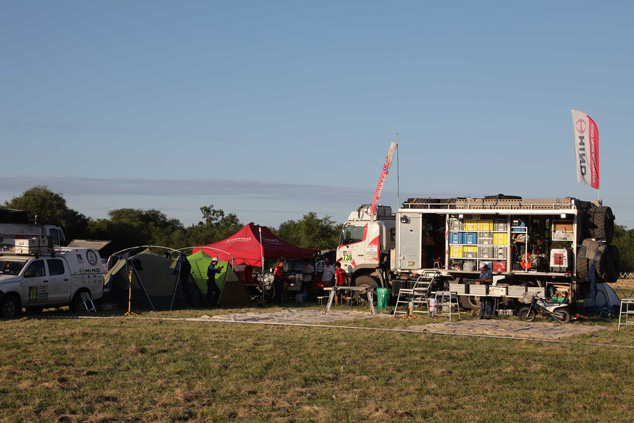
xmin=1 ymin=305 xmax=634 ymax=423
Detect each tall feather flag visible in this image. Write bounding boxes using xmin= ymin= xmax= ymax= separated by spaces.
xmin=571 ymin=110 xmax=599 ymax=189
xmin=370 ymin=141 xmax=398 ymax=220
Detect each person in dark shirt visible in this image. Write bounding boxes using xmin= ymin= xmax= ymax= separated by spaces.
xmin=206 ymin=258 xmax=223 ymax=306
xmin=273 ymin=260 xmax=285 ymax=304
xmin=478 ymin=264 xmax=494 ymax=319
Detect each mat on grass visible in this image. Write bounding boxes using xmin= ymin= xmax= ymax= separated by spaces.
xmin=397 ymin=319 xmax=606 ymax=339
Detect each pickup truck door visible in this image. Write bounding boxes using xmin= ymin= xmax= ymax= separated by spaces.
xmin=22 ymin=259 xmax=49 ymax=306
xmin=45 ymin=258 xmax=71 ymax=304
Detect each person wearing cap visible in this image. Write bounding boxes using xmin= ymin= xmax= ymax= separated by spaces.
xmin=206 ymin=258 xmax=223 ymax=306
xmin=478 ymin=263 xmax=493 ymax=318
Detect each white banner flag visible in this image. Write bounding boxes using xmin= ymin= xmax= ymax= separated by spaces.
xmin=571 ymin=109 xmax=599 ymax=189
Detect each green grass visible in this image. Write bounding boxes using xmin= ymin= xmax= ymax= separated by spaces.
xmin=1 ymin=306 xmax=634 ymax=422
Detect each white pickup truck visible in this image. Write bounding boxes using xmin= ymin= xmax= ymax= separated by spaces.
xmin=0 ymin=244 xmax=104 ymax=318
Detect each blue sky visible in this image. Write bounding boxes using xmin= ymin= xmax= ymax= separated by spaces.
xmin=2 ymin=1 xmax=633 ymax=228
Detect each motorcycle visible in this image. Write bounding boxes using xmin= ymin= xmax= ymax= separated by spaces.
xmin=518 ymin=294 xmax=571 ymax=323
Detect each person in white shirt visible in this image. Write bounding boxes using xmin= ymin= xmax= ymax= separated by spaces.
xmin=321 ymin=258 xmax=335 ymax=287
xmin=302 ymin=259 xmax=314 ymax=292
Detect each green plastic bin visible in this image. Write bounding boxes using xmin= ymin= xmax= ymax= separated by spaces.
xmin=377 ymin=288 xmax=391 ymax=310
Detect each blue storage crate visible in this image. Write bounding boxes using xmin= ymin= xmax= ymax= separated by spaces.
xmin=449 ymin=232 xmax=460 ymax=244
xmin=465 ymin=232 xmax=478 ymax=245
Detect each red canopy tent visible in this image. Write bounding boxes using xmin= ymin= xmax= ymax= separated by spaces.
xmin=192 ymin=223 xmax=317 ymax=266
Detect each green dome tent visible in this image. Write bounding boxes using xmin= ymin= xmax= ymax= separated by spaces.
xmin=104 ymin=248 xmax=204 ymax=311
xmin=187 ymin=251 xmax=252 ymax=307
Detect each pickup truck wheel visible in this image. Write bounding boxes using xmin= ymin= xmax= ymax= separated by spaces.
xmin=0 ymin=295 xmax=20 ymax=319
xmin=71 ymin=292 xmax=88 ymax=313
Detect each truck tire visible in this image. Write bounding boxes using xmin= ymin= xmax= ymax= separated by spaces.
xmin=588 ymin=207 xmax=615 ymax=243
xmin=70 ymin=291 xmax=89 ymax=313
xmin=354 ymin=275 xmax=378 ymax=305
xmin=606 ymin=245 xmax=620 ymax=283
xmin=459 ymin=296 xmax=480 ymax=310
xmin=0 ymin=294 xmax=20 ymax=319
xmin=576 ymin=255 xmax=589 ymax=281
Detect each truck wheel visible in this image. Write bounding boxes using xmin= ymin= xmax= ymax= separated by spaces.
xmin=71 ymin=291 xmax=89 ymax=313
xmin=588 ymin=207 xmax=615 ymax=243
xmin=354 ymin=275 xmax=379 ymax=305
xmin=459 ymin=296 xmax=480 ymax=310
xmin=518 ymin=306 xmax=535 ymax=321
xmin=0 ymin=295 xmax=20 ymax=319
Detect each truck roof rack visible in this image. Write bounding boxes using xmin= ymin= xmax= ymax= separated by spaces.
xmin=402 ymin=197 xmax=580 ymax=211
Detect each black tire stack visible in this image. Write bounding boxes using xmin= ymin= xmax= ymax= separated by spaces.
xmin=576 ymin=206 xmax=619 ymax=282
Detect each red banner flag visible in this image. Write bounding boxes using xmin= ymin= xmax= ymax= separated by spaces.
xmin=370 ymin=141 xmax=397 ymax=220
xmin=571 ymin=110 xmax=599 ymax=189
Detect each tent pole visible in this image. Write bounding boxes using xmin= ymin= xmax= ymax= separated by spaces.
xmin=131 ymin=260 xmax=155 ymax=311
xmin=259 ymin=226 xmax=265 ymax=302
xmin=169 ymin=253 xmax=183 ymax=311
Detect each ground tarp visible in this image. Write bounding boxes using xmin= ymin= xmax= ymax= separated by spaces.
xmin=192 ymin=223 xmax=317 ymax=266
xmin=104 ymin=248 xmax=204 ymax=310
xmin=187 ymin=251 xmax=251 ymax=307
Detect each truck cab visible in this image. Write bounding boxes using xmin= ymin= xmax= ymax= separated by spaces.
xmin=0 ymin=241 xmax=104 ymax=318
xmin=336 ymin=204 xmax=395 ymax=286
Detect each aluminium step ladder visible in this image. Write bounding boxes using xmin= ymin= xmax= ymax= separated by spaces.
xmin=81 ymin=291 xmax=97 ymax=312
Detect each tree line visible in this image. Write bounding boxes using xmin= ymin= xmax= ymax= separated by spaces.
xmin=4 ymin=185 xmax=634 ymax=273
xmin=3 ymin=186 xmax=342 ymax=257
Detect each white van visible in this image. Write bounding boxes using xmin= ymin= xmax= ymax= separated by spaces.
xmin=0 ymin=247 xmax=104 ymax=318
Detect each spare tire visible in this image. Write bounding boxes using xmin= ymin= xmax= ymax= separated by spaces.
xmin=606 ymin=245 xmax=620 ymax=283
xmin=576 ymin=255 xmax=589 ymax=280
xmin=577 ymin=240 xmax=608 ymax=282
xmin=588 ymin=207 xmax=615 ymax=243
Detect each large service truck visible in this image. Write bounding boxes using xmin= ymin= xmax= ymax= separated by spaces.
xmin=336 ymin=196 xmax=618 ymax=308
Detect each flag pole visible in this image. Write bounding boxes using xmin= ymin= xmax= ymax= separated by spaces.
xmin=396 ymin=133 xmax=400 ymax=208
xmin=259 ymin=226 xmax=265 ymax=301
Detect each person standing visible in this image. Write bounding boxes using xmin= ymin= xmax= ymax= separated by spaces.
xmin=478 ymin=263 xmax=493 ymax=319
xmin=206 ymin=258 xmax=223 ymax=306
xmin=301 ymin=259 xmax=314 ymax=293
xmin=321 ymin=258 xmax=335 ymax=287
xmin=273 ymin=259 xmax=285 ymax=304
xmin=334 ymin=262 xmax=347 ymax=306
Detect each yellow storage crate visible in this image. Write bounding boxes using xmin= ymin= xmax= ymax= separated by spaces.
xmin=463 ymin=246 xmax=478 ymax=253
xmin=478 ymin=219 xmax=494 ymax=231
xmin=450 ymin=245 xmax=464 ymax=258
xmin=493 ymin=233 xmax=508 ymax=245
xmin=463 ymin=219 xmax=478 ymax=231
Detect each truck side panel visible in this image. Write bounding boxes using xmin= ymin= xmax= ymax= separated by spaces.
xmin=396 ymin=213 xmax=422 ymax=269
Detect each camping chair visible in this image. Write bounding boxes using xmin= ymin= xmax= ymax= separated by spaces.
xmin=393 ymin=273 xmax=435 ymax=318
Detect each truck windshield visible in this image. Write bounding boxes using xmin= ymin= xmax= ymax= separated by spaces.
xmin=0 ymin=260 xmax=27 ymax=276
xmin=341 ymin=224 xmax=365 ymax=245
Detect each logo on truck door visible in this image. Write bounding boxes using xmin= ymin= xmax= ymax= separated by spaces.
xmin=86 ymin=250 xmax=98 ymax=266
